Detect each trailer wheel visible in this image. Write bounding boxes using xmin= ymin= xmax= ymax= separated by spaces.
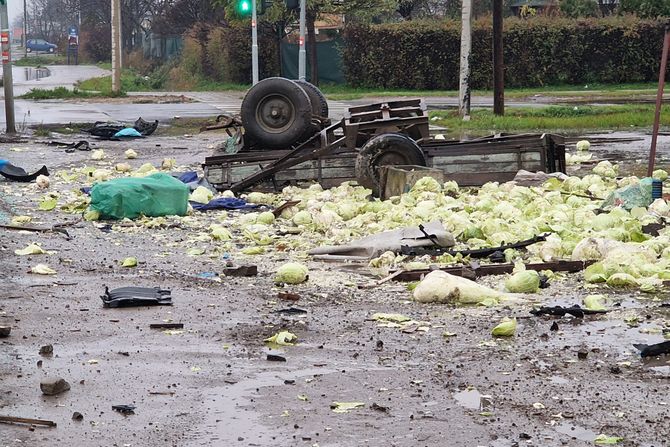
xmin=295 ymin=80 xmax=329 ymax=118
xmin=355 ymin=133 xmax=426 ymax=196
xmin=241 ymin=77 xmax=313 ymax=149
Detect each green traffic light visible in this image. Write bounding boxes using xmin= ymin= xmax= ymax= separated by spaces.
xmin=239 ymin=0 xmax=251 ymax=13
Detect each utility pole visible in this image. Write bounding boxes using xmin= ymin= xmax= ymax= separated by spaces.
xmin=23 ymin=0 xmax=27 ymax=57
xmin=1 ymin=0 xmax=16 ymax=134
xmin=458 ymin=0 xmax=472 ymax=119
xmin=111 ymin=0 xmax=122 ymax=94
xmin=298 ymin=0 xmax=306 ymax=81
xmin=493 ymin=0 xmax=504 ymax=116
xmin=251 ymin=0 xmax=258 ymax=84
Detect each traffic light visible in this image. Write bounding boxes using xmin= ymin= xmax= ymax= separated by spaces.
xmin=286 ymin=0 xmax=299 ymax=10
xmin=238 ymin=0 xmax=251 ymax=15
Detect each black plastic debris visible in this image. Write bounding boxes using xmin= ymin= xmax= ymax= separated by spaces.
xmin=530 ymin=305 xmax=607 ymax=318
xmin=266 ymin=354 xmax=286 ymax=362
xmin=101 ymin=286 xmax=172 ymax=308
xmin=85 ymin=117 xmax=158 ymax=140
xmin=112 ymin=405 xmax=136 ymax=415
xmin=39 ymin=140 xmax=91 ymax=152
xmin=634 ymin=340 xmax=670 ymax=358
xmin=272 ymin=307 xmax=308 ymax=315
xmin=0 ymin=162 xmax=49 ymax=182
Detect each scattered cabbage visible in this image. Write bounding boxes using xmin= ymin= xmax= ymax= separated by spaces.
xmin=593 ymin=161 xmax=619 ymax=178
xmin=583 ymin=294 xmax=607 ymax=311
xmin=36 ymin=175 xmax=50 ymax=189
xmin=653 ymin=169 xmax=668 ymax=181
xmin=189 ymin=186 xmax=213 ymax=204
xmin=15 ymin=244 xmax=46 ymax=256
xmin=275 ymin=263 xmax=309 ymax=284
xmin=31 ymin=264 xmax=56 ymax=275
xmin=257 ymin=211 xmax=276 ymax=225
xmin=292 ymin=210 xmax=312 ymax=225
xmin=576 ymin=140 xmax=591 ymax=151
xmin=246 ymin=192 xmax=271 ymax=204
xmin=413 ymin=270 xmax=510 ymax=305
xmin=161 ymin=158 xmax=176 ymax=170
xmin=265 ymin=331 xmax=297 ymax=345
xmin=505 ymin=270 xmax=540 ymax=293
xmin=411 ymin=177 xmax=441 ymax=193
xmin=606 ymin=273 xmax=638 ymax=288
xmin=121 ymin=257 xmax=138 ymax=267
xmin=124 ymin=149 xmax=138 ymax=159
xmin=115 ymin=163 xmax=132 ymax=173
xmin=91 ymin=149 xmax=105 ymax=160
xmin=210 ymin=225 xmax=232 ymax=241
xmin=491 ymin=317 xmax=517 ymax=337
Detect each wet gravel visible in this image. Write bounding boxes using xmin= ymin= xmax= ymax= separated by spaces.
xmin=1 ymin=131 xmax=670 ymax=447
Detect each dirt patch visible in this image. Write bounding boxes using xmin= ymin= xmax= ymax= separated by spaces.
xmin=60 ymin=94 xmax=194 ymax=105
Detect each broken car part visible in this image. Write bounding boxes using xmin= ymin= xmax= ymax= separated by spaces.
xmin=101 ymin=286 xmax=172 ymax=308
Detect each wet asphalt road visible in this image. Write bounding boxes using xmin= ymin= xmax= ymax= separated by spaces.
xmin=1 ymin=131 xmax=669 ymax=446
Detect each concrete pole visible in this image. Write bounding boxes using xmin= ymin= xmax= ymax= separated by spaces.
xmin=252 ymin=0 xmax=258 ymax=84
xmin=1 ymin=2 xmax=16 ymax=134
xmin=111 ymin=0 xmax=122 ymax=94
xmin=458 ymin=0 xmax=472 ymax=119
xmin=493 ymin=0 xmax=504 ymax=116
xmin=298 ymin=0 xmax=306 ymax=80
xmin=23 ymin=0 xmax=27 ymax=57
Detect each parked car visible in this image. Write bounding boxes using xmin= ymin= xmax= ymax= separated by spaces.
xmin=26 ymin=39 xmax=57 ymax=53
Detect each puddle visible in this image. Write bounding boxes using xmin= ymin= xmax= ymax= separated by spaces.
xmin=554 ymin=422 xmax=598 ymax=442
xmin=643 ymin=356 xmax=670 ymax=376
xmin=549 ymin=375 xmax=570 ymax=385
xmin=453 ymin=388 xmax=492 ymax=411
xmin=193 ymin=367 xmax=337 ymax=445
xmin=0 ymin=66 xmax=50 ymax=82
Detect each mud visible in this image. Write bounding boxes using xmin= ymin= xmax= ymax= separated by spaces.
xmin=1 ymin=131 xmax=670 ymax=447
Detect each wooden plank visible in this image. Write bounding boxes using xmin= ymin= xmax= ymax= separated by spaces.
xmin=0 ymin=416 xmax=57 ymax=427
xmin=392 ymin=260 xmax=594 ymax=282
xmin=435 ymin=161 xmax=543 ymax=175
xmin=429 ymin=151 xmax=541 ymax=165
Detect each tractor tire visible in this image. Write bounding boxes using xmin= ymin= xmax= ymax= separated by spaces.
xmin=241 ymin=77 xmax=312 ymax=149
xmin=355 ymin=133 xmax=426 ymax=196
xmin=295 ymin=80 xmax=329 ymax=118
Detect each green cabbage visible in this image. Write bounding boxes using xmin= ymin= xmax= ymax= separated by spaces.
xmin=491 ymin=317 xmax=517 ymax=336
xmin=583 ymin=294 xmax=607 ymax=310
xmin=413 ymin=270 xmax=510 ymax=305
xmin=275 ymin=263 xmax=309 ymax=284
xmin=505 ymin=270 xmax=540 ymax=293
xmin=293 ymin=210 xmax=313 ymax=225
xmin=653 ymin=169 xmax=668 ymax=181
xmin=576 ymin=140 xmax=591 ymax=151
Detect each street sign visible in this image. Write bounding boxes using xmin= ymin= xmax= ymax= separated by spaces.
xmin=2 ymin=51 xmax=10 ymax=63
xmin=0 ymin=31 xmax=8 ymax=44
xmin=69 ymin=26 xmax=78 ymax=37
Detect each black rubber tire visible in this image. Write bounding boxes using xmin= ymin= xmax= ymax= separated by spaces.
xmin=26 ymin=47 xmax=32 ymax=53
xmin=48 ymin=48 xmax=54 ymax=54
xmin=295 ymin=80 xmax=329 ymax=118
xmin=355 ymin=133 xmax=426 ymax=196
xmin=241 ymin=77 xmax=313 ymax=149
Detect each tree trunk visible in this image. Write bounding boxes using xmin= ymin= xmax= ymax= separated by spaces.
xmin=306 ymin=9 xmax=318 ymax=86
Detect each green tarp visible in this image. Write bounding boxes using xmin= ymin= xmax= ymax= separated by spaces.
xmin=90 ymin=173 xmax=189 ymax=220
xmin=281 ymin=38 xmax=345 ymax=85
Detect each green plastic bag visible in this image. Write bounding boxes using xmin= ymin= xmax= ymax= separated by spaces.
xmin=90 ymin=173 xmax=189 ymax=219
xmin=602 ymin=177 xmax=653 ymax=210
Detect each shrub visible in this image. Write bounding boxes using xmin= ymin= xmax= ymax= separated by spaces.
xmin=343 ymin=16 xmax=667 ymax=89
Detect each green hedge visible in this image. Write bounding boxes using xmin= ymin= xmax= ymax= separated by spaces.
xmin=181 ymin=23 xmax=280 ymax=85
xmin=343 ymin=17 xmax=667 ymax=89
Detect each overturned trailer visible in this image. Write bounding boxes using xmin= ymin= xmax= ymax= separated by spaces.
xmin=203 ymin=78 xmax=565 ymax=194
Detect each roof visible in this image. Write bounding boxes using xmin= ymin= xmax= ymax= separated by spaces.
xmin=510 ymin=0 xmax=555 ymax=7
